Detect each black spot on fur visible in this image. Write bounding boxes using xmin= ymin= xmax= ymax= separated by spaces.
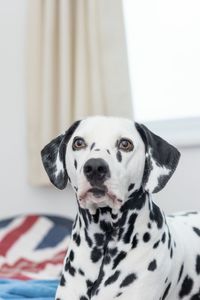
xmin=74 ymin=159 xmax=77 ymax=169
xmin=123 ymin=213 xmax=137 ymax=244
xmin=69 ymin=250 xmax=74 ymax=261
xmin=116 ymin=292 xmax=123 ymax=297
xmin=90 ymin=268 xmax=105 ymax=296
xmin=149 ymin=202 xmax=163 ymax=229
xmin=73 ymin=233 xmax=81 ymax=246
xmin=148 ymin=222 xmax=152 ymax=229
xmin=72 ymin=215 xmax=78 ymax=229
xmin=196 ymin=255 xmax=200 ymax=275
xmin=168 ymin=231 xmax=171 ymax=249
xmin=109 ymin=247 xmax=118 ymax=257
xmin=65 ymin=259 xmax=76 ymax=276
xmin=162 ymin=282 xmax=171 ymax=300
xmin=86 ymin=279 xmax=93 ymax=288
xmin=90 ymin=143 xmax=95 ymax=150
xmin=91 ymin=247 xmax=102 ymax=263
xmin=143 ymin=232 xmax=151 ymax=242
xmin=129 ymin=213 xmax=138 ymax=225
xmin=84 ymin=228 xmax=93 ymax=247
xmin=69 ymin=265 xmax=76 ymax=276
xmin=116 ymin=151 xmax=122 ymax=162
xmin=170 ymin=247 xmax=173 ymax=258
xmin=65 ymin=259 xmax=70 ymax=271
xmin=107 ymin=149 xmax=111 ymax=154
xmin=190 ymin=290 xmax=200 ymax=300
xmin=118 ymin=228 xmax=124 ymax=241
xmin=118 ymin=210 xmax=128 ymax=227
xmin=161 ymin=232 xmax=166 ymax=243
xmin=78 ymin=268 xmax=85 ymax=276
xmin=112 ymin=213 xmax=118 ymax=220
xmin=80 ymin=296 xmax=88 ymax=300
xmin=193 ymin=227 xmax=200 ymax=237
xmin=153 ymin=240 xmax=160 ymax=249
xmin=179 ymin=275 xmax=194 ymax=298
xmin=94 ymin=148 xmax=100 ymax=151
xmin=100 ymin=220 xmax=113 ymax=233
xmin=128 ymin=183 xmax=135 ymax=191
xmin=100 ymin=207 xmax=112 ymax=214
xmin=80 ymin=208 xmax=89 ymax=228
xmin=92 ymin=209 xmax=100 ymax=223
xmin=86 ymin=210 xmax=92 ymax=223
xmin=132 ymin=234 xmax=138 ymax=249
xmin=120 ymin=273 xmax=137 ymax=288
xmin=104 ymin=270 xmax=121 ymax=286
xmin=148 ymin=259 xmax=157 ymax=271
xmin=113 ymin=251 xmax=127 ymax=269
xmin=121 ymin=189 xmax=146 ymax=212
xmin=86 ymin=280 xmax=94 ymax=298
xmin=104 ymin=254 xmax=111 ymax=264
xmin=94 ymin=233 xmax=104 ymax=246
xmin=60 ymin=274 xmax=66 ymax=286
xmin=178 ymin=264 xmax=184 ymax=283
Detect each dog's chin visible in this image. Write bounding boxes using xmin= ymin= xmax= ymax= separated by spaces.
xmin=78 ymin=188 xmax=122 ymax=214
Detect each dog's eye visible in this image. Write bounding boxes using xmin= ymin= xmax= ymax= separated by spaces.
xmin=118 ymin=138 xmax=134 ymax=152
xmin=73 ymin=137 xmax=87 ymax=150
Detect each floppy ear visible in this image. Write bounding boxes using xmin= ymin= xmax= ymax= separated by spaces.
xmin=41 ymin=120 xmax=81 ymax=189
xmin=135 ymin=123 xmax=181 ymax=193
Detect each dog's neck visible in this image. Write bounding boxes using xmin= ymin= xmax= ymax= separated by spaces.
xmin=69 ymin=189 xmax=166 ymax=298
xmin=75 ymin=188 xmax=165 ymax=249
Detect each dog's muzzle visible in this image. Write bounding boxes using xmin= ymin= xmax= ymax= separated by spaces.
xmin=80 ymin=158 xmax=122 ymax=209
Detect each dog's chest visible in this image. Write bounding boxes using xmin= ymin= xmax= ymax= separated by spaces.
xmin=58 ymin=206 xmax=173 ymax=300
xmin=56 ymin=204 xmax=200 ymax=300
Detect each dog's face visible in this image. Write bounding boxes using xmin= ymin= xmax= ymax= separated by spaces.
xmin=41 ymin=116 xmax=180 ymax=213
xmin=65 ymin=116 xmax=145 ymax=212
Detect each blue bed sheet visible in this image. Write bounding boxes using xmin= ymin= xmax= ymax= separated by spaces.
xmin=0 ymin=279 xmax=58 ymax=300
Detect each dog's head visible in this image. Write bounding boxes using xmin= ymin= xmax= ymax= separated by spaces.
xmin=41 ymin=116 xmax=180 ymax=212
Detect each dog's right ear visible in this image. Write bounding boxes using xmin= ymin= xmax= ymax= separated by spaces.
xmin=41 ymin=120 xmax=81 ymax=190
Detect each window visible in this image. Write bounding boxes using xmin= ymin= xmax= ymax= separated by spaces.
xmin=123 ymin=0 xmax=200 ymax=123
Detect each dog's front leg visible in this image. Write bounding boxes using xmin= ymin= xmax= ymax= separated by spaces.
xmin=55 ymin=213 xmax=105 ymax=300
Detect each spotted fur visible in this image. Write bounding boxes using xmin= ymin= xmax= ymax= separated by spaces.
xmin=41 ymin=116 xmax=200 ymax=300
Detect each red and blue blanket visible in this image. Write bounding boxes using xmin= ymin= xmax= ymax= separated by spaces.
xmin=0 ymin=214 xmax=72 ymax=299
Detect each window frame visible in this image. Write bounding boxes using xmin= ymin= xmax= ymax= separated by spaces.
xmin=142 ymin=117 xmax=200 ymax=148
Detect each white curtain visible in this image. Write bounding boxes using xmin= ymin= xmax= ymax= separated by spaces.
xmin=27 ymin=0 xmax=133 ymax=186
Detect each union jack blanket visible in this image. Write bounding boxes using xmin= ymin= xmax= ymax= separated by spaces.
xmin=0 ymin=214 xmax=72 ymax=280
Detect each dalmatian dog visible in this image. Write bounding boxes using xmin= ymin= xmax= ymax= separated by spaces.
xmin=41 ymin=116 xmax=200 ymax=300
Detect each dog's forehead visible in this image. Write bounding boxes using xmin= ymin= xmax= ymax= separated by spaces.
xmin=72 ymin=116 xmax=139 ymax=143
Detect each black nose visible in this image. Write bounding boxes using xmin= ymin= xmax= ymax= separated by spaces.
xmin=83 ymin=158 xmax=110 ymax=185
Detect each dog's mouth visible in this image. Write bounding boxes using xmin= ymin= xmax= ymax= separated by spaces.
xmin=88 ymin=187 xmax=107 ymax=198
xmin=79 ymin=186 xmax=122 ymax=207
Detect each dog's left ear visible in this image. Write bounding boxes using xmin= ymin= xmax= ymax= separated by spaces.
xmin=135 ymin=123 xmax=181 ymax=193
xmin=41 ymin=120 xmax=81 ymax=190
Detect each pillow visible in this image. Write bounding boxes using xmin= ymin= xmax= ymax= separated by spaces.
xmin=0 ymin=214 xmax=73 ymax=280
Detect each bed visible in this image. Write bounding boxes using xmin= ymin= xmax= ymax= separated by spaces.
xmin=0 ymin=214 xmax=73 ymax=299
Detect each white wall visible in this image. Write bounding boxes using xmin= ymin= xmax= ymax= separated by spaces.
xmin=0 ymin=0 xmax=199 ymax=221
